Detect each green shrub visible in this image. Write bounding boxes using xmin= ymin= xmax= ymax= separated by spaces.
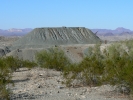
xmin=0 ymin=56 xmax=37 ymax=100
xmin=0 ymin=58 xmax=12 ymax=100
xmin=63 ymin=44 xmax=104 ymax=87
xmin=103 ymin=43 xmax=133 ymax=94
xmin=3 ymin=56 xmax=37 ymax=72
xmin=63 ymin=63 xmax=81 ymax=87
xmin=22 ymin=60 xmax=37 ymax=69
xmin=62 ymin=41 xmax=133 ymax=95
xmin=36 ymin=47 xmax=71 ymax=71
xmin=3 ymin=56 xmax=21 ymax=72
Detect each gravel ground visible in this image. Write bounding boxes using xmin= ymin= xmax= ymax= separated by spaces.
xmin=8 ymin=67 xmax=130 ymax=100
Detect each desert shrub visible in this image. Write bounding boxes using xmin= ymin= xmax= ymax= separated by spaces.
xmin=3 ymin=56 xmax=37 ymax=72
xmin=125 ymin=39 xmax=133 ymax=50
xmin=3 ymin=56 xmax=22 ymax=72
xmin=0 ymin=56 xmax=37 ymax=100
xmin=63 ymin=63 xmax=81 ymax=87
xmin=62 ymin=41 xmax=133 ymax=95
xmin=63 ymin=44 xmax=104 ymax=87
xmin=0 ymin=58 xmax=12 ymax=100
xmin=102 ymin=42 xmax=133 ymax=94
xmin=22 ymin=60 xmax=37 ymax=69
xmin=36 ymin=47 xmax=71 ymax=71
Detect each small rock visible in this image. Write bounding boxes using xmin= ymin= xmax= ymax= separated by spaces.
xmin=57 ymin=79 xmax=60 ymax=83
xmin=39 ymin=74 xmax=43 ymax=76
xmin=81 ymin=88 xmax=87 ymax=94
xmin=38 ymin=85 xmax=43 ymax=88
xmin=68 ymin=93 xmax=72 ymax=96
xmin=81 ymin=95 xmax=86 ymax=98
xmin=50 ymin=92 xmax=52 ymax=95
xmin=18 ymin=91 xmax=21 ymax=93
xmin=80 ymin=92 xmax=83 ymax=95
xmin=58 ymin=86 xmax=64 ymax=89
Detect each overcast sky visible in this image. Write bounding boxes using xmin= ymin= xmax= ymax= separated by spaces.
xmin=1 ymin=0 xmax=133 ymax=30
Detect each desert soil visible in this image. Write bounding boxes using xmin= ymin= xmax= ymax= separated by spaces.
xmin=8 ymin=67 xmax=129 ymax=100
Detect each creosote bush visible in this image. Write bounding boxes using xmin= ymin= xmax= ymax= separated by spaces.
xmin=3 ymin=56 xmax=37 ymax=72
xmin=102 ymin=41 xmax=133 ymax=95
xmin=36 ymin=47 xmax=71 ymax=71
xmin=63 ymin=44 xmax=104 ymax=87
xmin=0 ymin=58 xmax=12 ymax=100
xmin=62 ymin=41 xmax=133 ymax=95
xmin=0 ymin=56 xmax=37 ymax=100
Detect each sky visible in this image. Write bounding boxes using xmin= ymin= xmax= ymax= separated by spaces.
xmin=1 ymin=0 xmax=133 ymax=30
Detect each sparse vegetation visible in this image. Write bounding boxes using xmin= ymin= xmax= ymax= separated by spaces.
xmin=0 ymin=56 xmax=37 ymax=100
xmin=102 ymin=40 xmax=133 ymax=94
xmin=35 ymin=41 xmax=133 ymax=96
xmin=1 ymin=39 xmax=133 ymax=99
xmin=36 ymin=47 xmax=71 ymax=71
xmin=0 ymin=58 xmax=12 ymax=100
xmin=63 ymin=41 xmax=133 ymax=95
xmin=3 ymin=56 xmax=37 ymax=72
xmin=63 ymin=44 xmax=104 ymax=87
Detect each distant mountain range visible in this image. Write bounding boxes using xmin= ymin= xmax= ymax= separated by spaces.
xmin=91 ymin=27 xmax=133 ymax=36
xmin=0 ymin=28 xmax=32 ymax=36
xmin=0 ymin=27 xmax=132 ymax=36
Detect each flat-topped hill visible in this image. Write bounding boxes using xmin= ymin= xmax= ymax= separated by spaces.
xmin=11 ymin=27 xmax=101 ymax=50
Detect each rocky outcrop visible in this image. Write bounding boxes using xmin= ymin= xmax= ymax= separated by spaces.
xmin=0 ymin=46 xmax=10 ymax=57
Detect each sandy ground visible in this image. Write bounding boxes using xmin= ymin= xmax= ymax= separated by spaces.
xmin=8 ymin=67 xmax=129 ymax=100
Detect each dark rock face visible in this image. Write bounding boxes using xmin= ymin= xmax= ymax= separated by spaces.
xmin=0 ymin=48 xmax=5 ymax=57
xmin=0 ymin=46 xmax=10 ymax=57
xmin=11 ymin=27 xmax=101 ymax=50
